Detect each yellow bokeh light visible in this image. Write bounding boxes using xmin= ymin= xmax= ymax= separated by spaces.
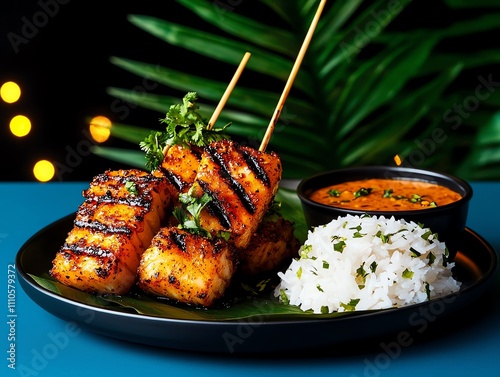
xmin=89 ymin=115 xmax=112 ymax=143
xmin=9 ymin=115 xmax=31 ymax=137
xmin=0 ymin=81 xmax=21 ymax=103
xmin=33 ymin=160 xmax=55 ymax=182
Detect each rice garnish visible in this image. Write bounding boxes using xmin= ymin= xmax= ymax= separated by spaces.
xmin=274 ymin=214 xmax=461 ymax=314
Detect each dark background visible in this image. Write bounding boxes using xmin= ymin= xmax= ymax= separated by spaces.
xmin=0 ymin=1 xmax=491 ymax=182
xmin=0 ymin=0 xmax=234 ymax=182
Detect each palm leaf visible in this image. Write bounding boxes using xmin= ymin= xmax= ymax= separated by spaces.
xmin=127 ymin=14 xmax=314 ymax=95
xmin=99 ymin=0 xmax=500 ymax=181
xmin=175 ymin=0 xmax=297 ymax=55
xmin=444 ymin=0 xmax=500 ymax=7
xmin=92 ymin=146 xmax=145 ymax=169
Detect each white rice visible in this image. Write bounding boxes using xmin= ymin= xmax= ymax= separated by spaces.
xmin=275 ymin=214 xmax=461 ymax=313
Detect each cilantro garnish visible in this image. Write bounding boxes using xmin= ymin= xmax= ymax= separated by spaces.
xmin=402 ymin=268 xmax=414 ymax=279
xmin=327 ymin=189 xmax=341 ymax=197
xmin=139 ymin=92 xmax=231 ymax=172
xmin=173 ymin=186 xmax=213 ymax=238
xmin=410 ymin=247 xmax=421 ymax=258
xmin=340 ymin=298 xmax=360 ymax=311
xmin=124 ymin=181 xmax=138 ymax=195
xmin=356 ymin=263 xmax=368 ymax=288
xmin=354 ymin=187 xmax=372 ymax=198
xmin=383 ymin=189 xmax=393 ymax=198
xmin=333 ymin=240 xmax=346 ymax=253
xmin=299 ymin=244 xmax=313 ymax=258
xmin=139 ymin=131 xmax=168 ymax=172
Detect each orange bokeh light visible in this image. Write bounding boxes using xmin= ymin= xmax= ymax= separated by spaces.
xmin=89 ymin=116 xmax=112 ymax=143
xmin=394 ymin=155 xmax=402 ymax=166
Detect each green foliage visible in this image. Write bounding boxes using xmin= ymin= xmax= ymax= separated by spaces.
xmin=138 ymin=92 xmax=230 ymax=171
xmin=96 ymin=0 xmax=500 ymax=180
xmin=173 ymin=188 xmax=214 ymax=239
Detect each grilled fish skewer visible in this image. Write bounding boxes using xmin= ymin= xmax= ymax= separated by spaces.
xmin=137 ymin=140 xmax=283 ymax=306
xmin=50 ymin=169 xmax=171 ymax=294
xmin=191 ymin=139 xmax=282 ymax=249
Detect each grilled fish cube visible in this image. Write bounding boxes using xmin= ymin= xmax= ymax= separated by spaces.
xmin=137 ymin=227 xmax=236 ymax=307
xmin=237 ymin=215 xmax=300 ymax=276
xmin=75 ymin=200 xmax=156 ymax=251
xmin=50 ymin=169 xmax=171 ymax=294
xmin=51 ymin=227 xmax=141 ymax=294
xmin=192 ymin=140 xmax=282 ymax=248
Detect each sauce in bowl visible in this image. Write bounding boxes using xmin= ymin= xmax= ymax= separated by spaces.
xmin=309 ymin=178 xmax=462 ymax=211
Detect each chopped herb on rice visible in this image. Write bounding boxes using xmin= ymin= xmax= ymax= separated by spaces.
xmin=275 ymin=214 xmax=461 ymax=314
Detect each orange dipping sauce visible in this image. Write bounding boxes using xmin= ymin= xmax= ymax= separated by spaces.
xmin=309 ymin=178 xmax=462 ymax=211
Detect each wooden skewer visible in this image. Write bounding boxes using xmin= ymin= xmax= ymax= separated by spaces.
xmin=259 ymin=0 xmax=327 ymax=152
xmin=162 ymin=51 xmax=251 ymax=155
xmin=208 ymin=51 xmax=252 ymax=130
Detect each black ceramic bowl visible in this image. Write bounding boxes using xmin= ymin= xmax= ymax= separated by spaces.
xmin=297 ymin=166 xmax=473 ymax=259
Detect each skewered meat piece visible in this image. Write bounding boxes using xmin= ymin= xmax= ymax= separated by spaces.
xmin=50 ymin=169 xmax=171 ymax=294
xmin=190 ymin=139 xmax=282 ymax=249
xmin=137 ymin=227 xmax=236 ymax=307
xmin=237 ymin=214 xmax=300 ymax=276
xmin=157 ymin=144 xmax=203 ymax=203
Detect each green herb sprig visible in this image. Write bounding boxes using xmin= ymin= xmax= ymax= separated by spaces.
xmin=173 ymin=187 xmax=213 ymax=239
xmin=173 ymin=186 xmax=231 ymax=241
xmin=139 ymin=131 xmax=169 ymax=172
xmin=139 ymin=92 xmax=231 ymax=172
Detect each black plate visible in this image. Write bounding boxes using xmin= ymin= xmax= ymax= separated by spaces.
xmin=16 ymin=213 xmax=498 ymax=353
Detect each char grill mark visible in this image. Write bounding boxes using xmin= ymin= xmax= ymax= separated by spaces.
xmin=171 ymin=231 xmax=187 ymax=252
xmin=205 ymin=144 xmax=256 ymax=214
xmin=198 ymin=180 xmax=232 ymax=229
xmin=73 ymin=220 xmax=133 ymax=235
xmin=159 ymin=167 xmax=185 ymax=192
xmin=85 ymin=194 xmax=151 ymax=209
xmin=77 ymin=191 xmax=149 ymax=235
xmin=239 ymin=147 xmax=271 ymax=187
xmin=62 ymin=243 xmax=113 ymax=258
xmin=92 ymin=170 xmax=160 ymax=185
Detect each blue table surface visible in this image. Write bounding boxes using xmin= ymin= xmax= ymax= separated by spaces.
xmin=1 ymin=181 xmax=499 ymax=377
